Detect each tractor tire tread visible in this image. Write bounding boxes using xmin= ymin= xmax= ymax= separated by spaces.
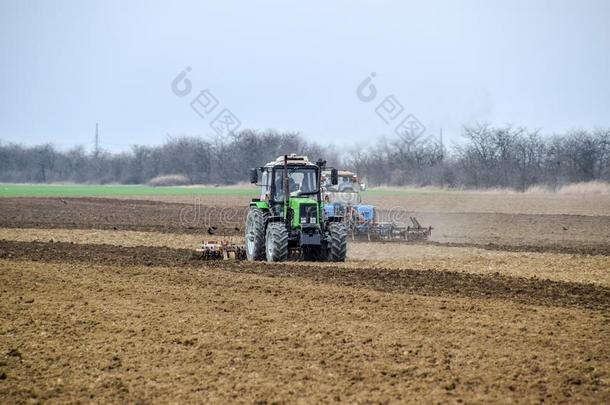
xmin=327 ymin=222 xmax=347 ymax=262
xmin=245 ymin=208 xmax=268 ymax=261
xmin=266 ymin=222 xmax=289 ymax=262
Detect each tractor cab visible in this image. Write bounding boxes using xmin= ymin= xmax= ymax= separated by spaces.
xmin=255 ymin=155 xmax=320 ymax=203
xmin=321 ymin=170 xmax=362 ymax=192
xmin=321 ymin=169 xmax=363 ymax=208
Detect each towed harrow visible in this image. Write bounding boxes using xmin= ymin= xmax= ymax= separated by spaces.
xmin=347 ymin=210 xmax=432 ymax=241
xmin=195 ymin=240 xmax=246 ymax=260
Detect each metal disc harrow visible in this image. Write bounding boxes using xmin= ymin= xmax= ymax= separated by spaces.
xmin=195 ymin=240 xmax=246 ymax=260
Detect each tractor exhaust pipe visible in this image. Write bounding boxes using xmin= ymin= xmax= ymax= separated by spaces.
xmin=283 ymin=154 xmax=289 ymax=206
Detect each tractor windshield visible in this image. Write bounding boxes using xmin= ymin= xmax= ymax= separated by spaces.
xmin=273 ymin=166 xmax=318 ymax=200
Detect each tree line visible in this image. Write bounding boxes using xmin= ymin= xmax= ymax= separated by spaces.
xmin=348 ymin=124 xmax=610 ymax=190
xmin=0 ymin=130 xmax=337 ymax=185
xmin=0 ymin=125 xmax=608 ymax=190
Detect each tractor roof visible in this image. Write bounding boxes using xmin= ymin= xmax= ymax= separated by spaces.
xmin=322 ymin=169 xmax=357 ymax=177
xmin=264 ymin=154 xmax=317 ymax=167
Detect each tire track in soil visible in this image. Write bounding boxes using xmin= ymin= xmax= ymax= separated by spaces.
xmin=1 ymin=239 xmax=609 ymax=312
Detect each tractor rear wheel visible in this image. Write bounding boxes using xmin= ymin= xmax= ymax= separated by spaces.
xmin=245 ymin=208 xmax=267 ymax=261
xmin=265 ymin=222 xmax=289 ymax=262
xmin=326 ymin=223 xmax=347 ymax=262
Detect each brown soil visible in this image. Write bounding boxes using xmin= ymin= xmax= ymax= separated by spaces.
xmin=3 ymin=228 xmax=610 ymax=288
xmin=1 ymin=258 xmax=609 ymax=403
xmin=2 ymin=198 xmax=610 ymax=254
xmin=1 ymin=196 xmax=609 ymax=403
xmin=114 ymin=191 xmax=610 ymax=216
xmin=362 ymin=192 xmax=610 ymax=216
xmin=1 ymin=240 xmax=609 ymax=312
xmin=0 ymin=197 xmax=234 ymax=235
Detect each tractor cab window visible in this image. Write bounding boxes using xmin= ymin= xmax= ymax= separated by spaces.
xmin=273 ymin=167 xmax=318 ymax=200
xmin=260 ymin=170 xmax=269 ymax=200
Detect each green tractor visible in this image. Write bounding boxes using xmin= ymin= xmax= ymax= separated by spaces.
xmin=245 ymin=154 xmax=347 ymax=262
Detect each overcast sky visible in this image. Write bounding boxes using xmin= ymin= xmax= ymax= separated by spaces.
xmin=1 ymin=0 xmax=609 ymax=151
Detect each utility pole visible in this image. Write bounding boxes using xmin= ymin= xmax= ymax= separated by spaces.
xmin=94 ymin=122 xmax=99 ymax=158
xmin=439 ymin=127 xmax=445 ymax=188
xmin=439 ymin=128 xmax=444 ymax=161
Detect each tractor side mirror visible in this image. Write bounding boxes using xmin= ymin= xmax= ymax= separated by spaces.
xmin=330 ymin=168 xmax=339 ymax=185
xmin=249 ymin=168 xmax=258 ymax=184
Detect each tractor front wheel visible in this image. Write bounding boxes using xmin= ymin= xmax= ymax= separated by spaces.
xmin=265 ymin=222 xmax=289 ymax=262
xmin=326 ymin=223 xmax=347 ymax=262
xmin=245 ymin=208 xmax=267 ymax=261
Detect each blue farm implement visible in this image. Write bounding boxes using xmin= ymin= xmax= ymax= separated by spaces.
xmin=321 ymin=170 xmax=431 ymax=242
xmin=323 ymin=202 xmax=431 ymax=241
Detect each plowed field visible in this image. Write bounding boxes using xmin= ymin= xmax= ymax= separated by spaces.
xmin=1 ymin=195 xmax=609 ymax=403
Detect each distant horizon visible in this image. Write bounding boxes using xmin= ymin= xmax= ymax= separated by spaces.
xmin=1 ymin=122 xmax=607 ymax=154
xmin=1 ymin=0 xmax=609 ymax=151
